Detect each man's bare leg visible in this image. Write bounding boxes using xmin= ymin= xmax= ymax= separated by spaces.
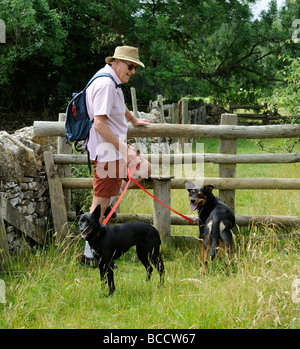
xmin=90 ymin=196 xmax=110 ymax=223
xmin=83 ymin=196 xmax=109 ymax=260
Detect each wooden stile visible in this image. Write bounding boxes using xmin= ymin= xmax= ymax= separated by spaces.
xmin=44 ymin=151 xmax=69 ymax=244
xmin=31 ymin=113 xmax=300 ymax=243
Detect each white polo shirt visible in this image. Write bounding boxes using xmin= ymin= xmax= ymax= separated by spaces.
xmin=86 ymin=64 xmax=127 ymax=162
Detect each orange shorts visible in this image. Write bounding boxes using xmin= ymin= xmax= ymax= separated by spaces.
xmin=92 ymin=157 xmax=144 ymax=198
xmin=92 ymin=159 xmax=126 ymax=198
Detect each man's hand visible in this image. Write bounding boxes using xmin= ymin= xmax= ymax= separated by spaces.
xmin=125 ymin=107 xmax=150 ymax=126
xmin=130 ymin=118 xmax=151 ymax=126
xmin=119 ymin=143 xmax=141 ymax=168
xmin=126 ymin=145 xmax=141 ymax=168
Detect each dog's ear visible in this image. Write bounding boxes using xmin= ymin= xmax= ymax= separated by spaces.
xmin=204 ymin=185 xmax=215 ymax=193
xmin=75 ymin=204 xmax=80 ymax=217
xmin=75 ymin=204 xmax=84 ymax=219
xmin=184 ymin=180 xmax=195 ymax=191
xmin=92 ymin=204 xmax=101 ymax=221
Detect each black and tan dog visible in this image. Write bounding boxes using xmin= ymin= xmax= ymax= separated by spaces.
xmin=77 ymin=205 xmax=164 ymax=296
xmin=184 ymin=181 xmax=235 ymax=268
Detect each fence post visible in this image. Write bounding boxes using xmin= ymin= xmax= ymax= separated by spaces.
xmin=219 ymin=113 xmax=237 ymax=212
xmin=130 ymin=87 xmax=141 ymax=147
xmin=199 ymin=105 xmax=206 ymax=125
xmin=180 ymin=99 xmax=189 ymax=146
xmin=0 ymin=197 xmax=10 ymax=269
xmin=130 ymin=87 xmax=139 ymax=119
xmin=57 ymin=113 xmax=72 ymax=212
xmin=181 ymin=99 xmax=189 ymax=124
xmin=153 ymin=178 xmax=171 ymax=242
xmin=172 ymin=103 xmax=179 ymax=124
xmin=44 ymin=151 xmax=69 ymax=243
xmin=169 ymin=104 xmax=174 ymax=123
xmin=157 ymin=95 xmax=165 ymax=123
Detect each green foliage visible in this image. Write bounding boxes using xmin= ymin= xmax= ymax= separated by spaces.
xmin=271 ymin=55 xmax=300 ymax=124
xmin=71 ymin=162 xmax=93 ymax=212
xmin=1 ymin=0 xmax=300 ymax=112
xmin=0 ymin=0 xmax=67 ymax=111
xmin=258 ymin=55 xmax=300 ymax=152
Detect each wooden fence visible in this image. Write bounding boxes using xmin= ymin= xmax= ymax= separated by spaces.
xmin=229 ymin=103 xmax=286 ymax=125
xmin=148 ymin=96 xmax=206 ymax=125
xmin=32 ymin=114 xmax=300 ymax=244
xmin=148 ymin=93 xmax=283 ymax=126
xmin=148 ymin=96 xmax=207 ymax=125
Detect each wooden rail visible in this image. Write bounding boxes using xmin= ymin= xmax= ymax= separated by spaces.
xmin=59 ymin=177 xmax=300 ymax=190
xmin=33 ymin=121 xmax=300 ymax=139
xmin=53 ymin=152 xmax=300 ymax=165
xmin=66 ymin=211 xmax=300 ymax=228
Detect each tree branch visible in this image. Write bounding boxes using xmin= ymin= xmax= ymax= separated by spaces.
xmin=231 ymin=65 xmax=282 ymax=81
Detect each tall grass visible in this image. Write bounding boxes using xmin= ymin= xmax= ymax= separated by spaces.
xmin=0 ymin=139 xmax=299 ymax=329
xmin=0 ymin=231 xmax=299 ymax=329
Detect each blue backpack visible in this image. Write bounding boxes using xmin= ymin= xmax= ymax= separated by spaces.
xmin=65 ymin=72 xmax=118 ymax=149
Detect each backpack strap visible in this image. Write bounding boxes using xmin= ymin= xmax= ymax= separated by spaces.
xmin=79 ymin=72 xmax=118 ymax=174
xmin=84 ymin=72 xmax=118 ymax=91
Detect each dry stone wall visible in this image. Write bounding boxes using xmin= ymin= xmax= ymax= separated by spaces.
xmin=0 ymin=127 xmax=56 ymax=253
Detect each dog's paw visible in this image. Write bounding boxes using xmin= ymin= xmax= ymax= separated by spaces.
xmin=107 ymin=291 xmax=114 ymax=298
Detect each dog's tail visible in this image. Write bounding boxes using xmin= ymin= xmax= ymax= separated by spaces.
xmin=210 ymin=219 xmax=233 ymax=260
xmin=150 ymin=246 xmax=165 ymax=284
xmin=209 ymin=220 xmax=221 ymax=261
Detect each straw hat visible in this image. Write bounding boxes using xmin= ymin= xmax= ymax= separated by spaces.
xmin=105 ymin=46 xmax=145 ymax=68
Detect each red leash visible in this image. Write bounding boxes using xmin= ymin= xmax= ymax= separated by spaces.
xmin=102 ymin=165 xmax=136 ymax=225
xmin=103 ymin=165 xmax=193 ymax=224
xmin=127 ymin=167 xmax=194 ymax=223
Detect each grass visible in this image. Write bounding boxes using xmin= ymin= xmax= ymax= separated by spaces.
xmin=0 ymin=139 xmax=299 ymax=329
xmin=0 ymin=233 xmax=299 ymax=329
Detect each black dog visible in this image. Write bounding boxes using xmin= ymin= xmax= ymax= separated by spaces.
xmin=184 ymin=181 xmax=235 ymax=268
xmin=77 ymin=205 xmax=164 ymax=296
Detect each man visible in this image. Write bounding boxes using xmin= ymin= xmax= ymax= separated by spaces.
xmin=82 ymin=46 xmax=151 ymax=266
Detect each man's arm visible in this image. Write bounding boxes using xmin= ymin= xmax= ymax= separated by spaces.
xmin=93 ymin=114 xmax=139 ymax=165
xmin=125 ymin=107 xmax=151 ymax=126
xmin=93 ymin=115 xmax=126 ymax=152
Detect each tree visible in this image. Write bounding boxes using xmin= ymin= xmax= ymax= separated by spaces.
xmin=0 ymin=0 xmax=142 ymax=112
xmin=256 ymin=55 xmax=300 ymax=153
xmin=0 ymin=0 xmax=67 ymax=111
xmin=0 ymin=0 xmax=299 ymax=114
xmin=132 ymin=0 xmax=288 ymax=104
